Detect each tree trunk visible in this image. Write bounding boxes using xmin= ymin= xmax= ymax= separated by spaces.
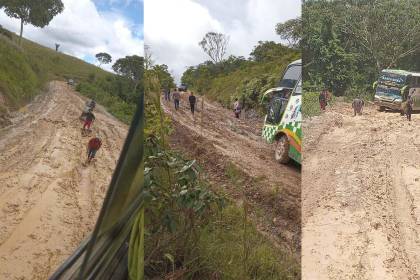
xmin=19 ymin=18 xmax=24 ymax=45
xmin=133 ymin=80 xmax=139 ymax=94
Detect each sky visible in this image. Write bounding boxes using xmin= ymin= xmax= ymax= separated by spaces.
xmin=145 ymin=0 xmax=301 ymax=84
xmin=0 ymin=0 xmax=144 ymax=72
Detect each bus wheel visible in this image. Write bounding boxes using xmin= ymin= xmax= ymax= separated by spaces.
xmin=274 ymin=135 xmax=290 ymax=164
xmin=378 ymin=106 xmax=385 ymax=112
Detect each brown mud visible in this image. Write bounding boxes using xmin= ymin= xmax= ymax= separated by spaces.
xmin=303 ymin=102 xmax=420 ymax=279
xmin=0 ymin=81 xmax=127 ymax=279
xmin=162 ymin=92 xmax=301 ymax=254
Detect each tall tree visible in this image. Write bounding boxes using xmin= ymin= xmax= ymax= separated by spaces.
xmin=199 ymin=32 xmax=229 ymax=64
xmin=95 ymin=52 xmax=112 ymax=67
xmin=276 ymin=17 xmax=302 ymax=48
xmin=0 ymin=0 xmax=64 ymax=44
xmin=112 ymin=55 xmax=144 ymax=96
xmin=309 ymin=17 xmax=355 ymax=95
xmin=340 ymin=0 xmax=420 ymax=71
xmin=152 ymin=64 xmax=175 ymax=90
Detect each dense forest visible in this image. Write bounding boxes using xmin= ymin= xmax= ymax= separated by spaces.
xmin=300 ymin=0 xmax=420 ymax=97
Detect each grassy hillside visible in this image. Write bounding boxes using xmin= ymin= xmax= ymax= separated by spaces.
xmin=0 ymin=26 xmax=141 ymax=124
xmin=0 ymin=26 xmax=108 ymax=111
xmin=182 ymin=45 xmax=299 ymax=111
xmin=207 ymin=52 xmax=299 ymax=108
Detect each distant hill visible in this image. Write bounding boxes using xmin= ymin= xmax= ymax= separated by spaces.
xmin=0 ymin=26 xmax=109 ymax=112
xmin=181 ymin=44 xmax=299 ymax=111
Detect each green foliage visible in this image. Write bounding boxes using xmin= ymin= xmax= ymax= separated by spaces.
xmin=95 ymin=52 xmax=112 ymax=66
xmin=151 ymin=64 xmax=175 ymax=90
xmin=303 ymin=0 xmax=420 ymax=97
xmin=0 ymin=35 xmax=42 ymax=108
xmin=112 ymin=55 xmax=144 ymax=82
xmin=276 ymin=17 xmax=302 ymax=48
xmin=250 ymin=41 xmax=293 ymax=62
xmin=0 ymin=25 xmax=13 ymax=39
xmin=145 ymin=57 xmax=299 ymax=279
xmin=75 ymin=75 xmax=138 ymax=124
xmin=72 ymin=55 xmax=144 ymax=123
xmin=143 ymin=137 xmax=299 ymax=279
xmin=308 ymin=16 xmax=356 ymax=95
xmin=181 ymin=41 xmax=299 ymax=110
xmin=0 ymin=28 xmax=141 ymax=125
xmin=196 ymin=206 xmax=300 ymax=279
xmin=0 ymin=32 xmax=89 ymax=108
xmin=1 ymin=0 xmax=64 ymax=39
xmin=302 ymin=91 xmax=322 ymax=118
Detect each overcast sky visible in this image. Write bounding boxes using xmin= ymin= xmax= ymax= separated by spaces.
xmin=0 ymin=0 xmax=144 ymax=72
xmin=145 ymin=0 xmax=300 ymax=83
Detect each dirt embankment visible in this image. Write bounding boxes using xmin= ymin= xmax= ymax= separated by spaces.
xmin=0 ymin=81 xmax=127 ymax=279
xmin=302 ymin=102 xmax=420 ymax=279
xmin=162 ymin=93 xmax=301 ymax=253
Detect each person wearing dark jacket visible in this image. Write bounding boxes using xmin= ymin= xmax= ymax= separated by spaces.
xmin=189 ymin=92 xmax=196 ymax=114
xmin=83 ymin=111 xmax=95 ymax=130
xmin=406 ymin=91 xmax=414 ymax=121
xmin=172 ymin=89 xmax=181 ymax=110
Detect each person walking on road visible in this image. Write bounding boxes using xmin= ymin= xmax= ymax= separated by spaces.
xmin=164 ymin=88 xmax=170 ymax=101
xmin=86 ymin=135 xmax=102 ymax=164
xmin=189 ymin=92 xmax=196 ymax=115
xmin=233 ymin=98 xmax=242 ymax=119
xmin=319 ymin=89 xmax=328 ymax=111
xmin=406 ymin=90 xmax=414 ymax=121
xmin=173 ymin=88 xmax=181 ymax=111
xmin=352 ymin=98 xmax=364 ymax=116
xmin=83 ymin=111 xmax=95 ymax=130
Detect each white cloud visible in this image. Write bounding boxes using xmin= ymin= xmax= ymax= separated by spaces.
xmin=145 ymin=0 xmax=300 ymax=83
xmin=0 ymin=0 xmax=143 ymax=72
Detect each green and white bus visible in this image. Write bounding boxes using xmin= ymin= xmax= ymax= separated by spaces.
xmin=374 ymin=69 xmax=420 ymax=113
xmin=261 ymin=59 xmax=302 ymax=164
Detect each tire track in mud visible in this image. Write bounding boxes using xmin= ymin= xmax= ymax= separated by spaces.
xmin=303 ymin=103 xmax=420 ymax=279
xmin=0 ymin=81 xmax=128 ymax=279
xmin=162 ymin=93 xmax=301 ymax=253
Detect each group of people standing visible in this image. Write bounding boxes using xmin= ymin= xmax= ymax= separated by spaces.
xmin=319 ymin=87 xmax=415 ymax=121
xmin=163 ymin=88 xmax=197 ymax=115
xmin=163 ymin=88 xmax=243 ymax=119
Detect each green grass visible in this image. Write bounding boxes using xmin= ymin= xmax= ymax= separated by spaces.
xmin=194 ymin=205 xmax=300 ymax=280
xmin=0 ymin=28 xmax=108 ymax=110
xmin=302 ymin=92 xmax=322 ymax=118
xmin=192 ymin=52 xmax=300 ymax=111
xmin=0 ymin=28 xmax=139 ymax=124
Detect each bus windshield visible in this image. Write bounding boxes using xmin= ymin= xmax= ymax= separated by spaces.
xmin=375 ymin=85 xmax=401 ymax=98
xmin=378 ymin=72 xmax=407 ymax=88
xmin=278 ymin=64 xmax=301 ymax=89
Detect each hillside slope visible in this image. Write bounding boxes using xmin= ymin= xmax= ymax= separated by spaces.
xmin=0 ymin=28 xmax=109 ymax=112
xmin=0 ymin=81 xmax=128 ymax=279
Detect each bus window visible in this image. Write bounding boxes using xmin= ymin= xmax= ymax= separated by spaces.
xmin=278 ymin=64 xmax=301 ymax=89
xmin=292 ymin=79 xmax=302 ymax=96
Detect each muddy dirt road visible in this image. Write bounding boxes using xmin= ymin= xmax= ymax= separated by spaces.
xmin=0 ymin=81 xmax=127 ymax=279
xmin=162 ymin=93 xmax=301 ymax=252
xmin=303 ymin=103 xmax=420 ymax=279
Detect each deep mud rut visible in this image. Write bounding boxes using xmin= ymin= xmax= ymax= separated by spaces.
xmin=303 ymin=102 xmax=420 ymax=279
xmin=162 ymin=93 xmax=301 ymax=253
xmin=0 ymin=81 xmax=127 ymax=279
